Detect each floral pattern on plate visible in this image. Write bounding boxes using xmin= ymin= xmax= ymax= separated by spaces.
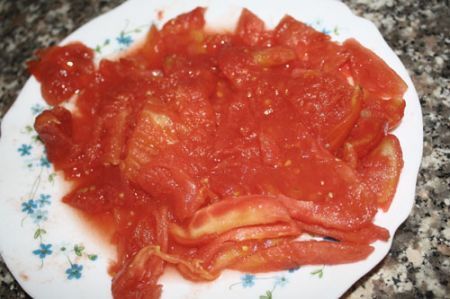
xmin=18 ymin=105 xmax=98 ymax=280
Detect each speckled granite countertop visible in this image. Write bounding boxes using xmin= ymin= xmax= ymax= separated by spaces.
xmin=0 ymin=0 xmax=448 ymax=298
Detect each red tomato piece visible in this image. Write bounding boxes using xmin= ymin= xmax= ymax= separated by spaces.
xmin=324 ymin=85 xmax=362 ymax=151
xmin=252 ymin=46 xmax=296 ymax=67
xmin=34 ymin=106 xmax=74 ymax=165
xmin=169 ymin=195 xmax=293 ymax=244
xmin=114 ymin=245 xmax=216 ymax=284
xmin=130 ymin=25 xmax=165 ymax=69
xmin=161 ymin=7 xmax=206 ymax=55
xmin=121 ymin=100 xmax=178 ymax=180
xmin=63 ymin=166 xmax=125 ymax=213
xmin=205 ymin=239 xmax=285 ymax=274
xmin=358 ymin=134 xmax=404 ymax=211
xmin=276 ymin=194 xmax=377 ymax=230
xmin=235 ymin=8 xmax=269 ymax=47
xmin=161 ymin=7 xmax=205 ymax=35
xmin=287 ymin=70 xmax=355 ymax=140
xmin=231 ymin=240 xmax=374 ymax=272
xmin=137 ymin=163 xmax=205 ymax=221
xmin=296 ymin=221 xmax=389 ymax=244
xmin=344 ymin=39 xmax=407 ymax=99
xmin=274 ymin=16 xmax=348 ymax=70
xmin=111 ymin=206 xmax=169 ymax=299
xmin=361 ymin=89 xmax=406 ymax=131
xmin=347 ymin=112 xmax=387 ymax=158
xmin=28 ymin=42 xmax=95 ymax=105
xmin=198 ymin=224 xmax=300 ymax=263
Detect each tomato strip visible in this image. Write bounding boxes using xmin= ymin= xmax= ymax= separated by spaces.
xmin=199 ymin=224 xmax=301 ymax=262
xmin=170 ymin=195 xmax=293 ymax=244
xmin=358 ymin=134 xmax=404 ymax=211
xmin=112 ymin=206 xmax=170 ymax=299
xmin=276 ymin=195 xmax=376 ymax=230
xmin=325 ymin=85 xmax=362 ymax=151
xmin=231 ymin=240 xmax=374 ymax=273
xmin=296 ymin=221 xmax=389 ymax=244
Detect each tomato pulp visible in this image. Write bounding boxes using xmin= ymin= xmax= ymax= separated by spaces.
xmin=30 ymin=7 xmax=406 ymax=299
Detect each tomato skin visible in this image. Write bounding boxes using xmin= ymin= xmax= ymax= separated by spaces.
xmin=274 ymin=16 xmax=348 ymax=70
xmin=111 ymin=206 xmax=169 ymax=299
xmin=131 ymin=25 xmax=165 ymax=69
xmin=170 ymin=195 xmax=293 ymax=244
xmin=286 ymin=70 xmax=355 ymax=140
xmin=34 ymin=107 xmax=74 ymax=165
xmin=324 ymin=85 xmax=362 ymax=151
xmin=161 ymin=7 xmax=206 ymax=55
xmin=231 ymin=240 xmax=374 ymax=272
xmin=63 ymin=166 xmax=122 ymax=213
xmin=344 ymin=39 xmax=407 ymax=99
xmin=361 ymin=89 xmax=405 ymax=131
xmin=276 ymin=195 xmax=377 ymax=231
xmin=348 ymin=114 xmax=387 ymax=158
xmin=198 ymin=224 xmax=300 ymax=262
xmin=112 ymin=247 xmax=165 ymax=299
xmin=274 ymin=16 xmax=329 ymax=57
xmin=161 ymin=7 xmax=205 ymax=35
xmin=358 ymin=135 xmax=403 ymax=211
xmin=137 ymin=164 xmax=205 ymax=221
xmin=28 ymin=42 xmax=95 ymax=105
xmin=236 ymin=8 xmax=270 ymax=47
xmin=296 ymin=221 xmax=389 ymax=244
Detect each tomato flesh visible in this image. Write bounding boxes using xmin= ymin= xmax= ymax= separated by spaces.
xmin=28 ymin=42 xmax=95 ymax=105
xmin=29 ymin=7 xmax=407 ymax=299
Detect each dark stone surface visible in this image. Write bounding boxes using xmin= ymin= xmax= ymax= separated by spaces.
xmin=0 ymin=0 xmax=448 ymax=298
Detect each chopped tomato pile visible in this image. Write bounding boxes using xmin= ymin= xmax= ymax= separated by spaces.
xmin=29 ymin=7 xmax=406 ymax=299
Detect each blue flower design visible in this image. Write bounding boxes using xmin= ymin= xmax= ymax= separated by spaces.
xmin=321 ymin=28 xmax=331 ymax=35
xmin=21 ymin=199 xmax=37 ymax=214
xmin=241 ymin=274 xmax=255 ymax=288
xmin=18 ymin=144 xmax=32 ymax=156
xmin=32 ymin=243 xmax=53 ymax=259
xmin=66 ymin=264 xmax=83 ymax=279
xmin=31 ymin=104 xmax=45 ymax=115
xmin=40 ymin=156 xmax=51 ymax=168
xmin=274 ymin=276 xmax=288 ymax=287
xmin=288 ymin=266 xmax=300 ymax=273
xmin=37 ymin=194 xmax=51 ymax=207
xmin=116 ymin=33 xmax=133 ymax=47
xmin=31 ymin=209 xmax=48 ymax=224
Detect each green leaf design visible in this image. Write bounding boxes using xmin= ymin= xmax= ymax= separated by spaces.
xmin=25 ymin=125 xmax=33 ymax=133
xmin=88 ymin=254 xmax=98 ymax=261
xmin=74 ymin=244 xmax=85 ymax=257
xmin=34 ymin=228 xmax=46 ymax=239
xmin=48 ymin=173 xmax=56 ymax=183
xmin=260 ymin=290 xmax=273 ymax=299
xmin=311 ymin=268 xmax=324 ymax=278
xmin=333 ymin=26 xmax=340 ymax=35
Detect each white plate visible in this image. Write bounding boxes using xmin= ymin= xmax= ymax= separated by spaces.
xmin=0 ymin=0 xmax=423 ymax=298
